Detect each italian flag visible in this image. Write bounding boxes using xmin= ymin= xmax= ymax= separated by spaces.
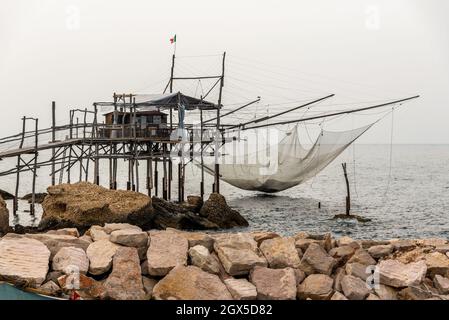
xmin=170 ymin=35 xmax=177 ymax=44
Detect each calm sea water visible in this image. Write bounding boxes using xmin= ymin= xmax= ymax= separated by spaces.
xmin=1 ymin=145 xmax=448 ymax=240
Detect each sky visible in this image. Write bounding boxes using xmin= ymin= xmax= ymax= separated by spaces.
xmin=0 ymin=0 xmax=448 ymax=144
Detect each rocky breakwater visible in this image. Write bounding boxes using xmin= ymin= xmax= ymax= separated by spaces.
xmin=0 ymin=195 xmax=10 ymax=235
xmin=1 ymin=226 xmax=449 ymax=300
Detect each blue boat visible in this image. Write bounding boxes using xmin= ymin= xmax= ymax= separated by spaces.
xmin=0 ymin=282 xmax=63 ymax=300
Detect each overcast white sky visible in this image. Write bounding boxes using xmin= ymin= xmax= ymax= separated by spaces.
xmin=1 ymin=0 xmax=448 ymax=143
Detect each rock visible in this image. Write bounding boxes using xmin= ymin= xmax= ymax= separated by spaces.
xmin=378 ymin=259 xmax=427 ymax=288
xmin=433 ymin=275 xmax=449 ymax=294
xmin=398 ymin=286 xmax=434 ymax=300
xmin=435 ymin=245 xmax=449 ymax=254
xmin=297 ymin=274 xmax=334 ymax=300
xmin=0 ymin=236 xmax=50 ymax=287
xmin=39 ymin=182 xmax=154 ymax=232
xmin=424 ymin=252 xmax=449 ymax=277
xmin=0 ymin=196 xmax=9 ymax=235
xmin=417 ymin=238 xmax=448 ymax=247
xmin=188 ymin=245 xmax=220 ymax=274
xmin=331 ymin=291 xmax=348 ymax=300
xmin=87 ymin=226 xmax=110 ymax=241
xmin=79 ymin=235 xmax=92 ymax=243
xmin=224 ymin=278 xmax=257 ymax=300
xmin=199 ymin=193 xmax=248 ymax=228
xmin=24 ymin=233 xmax=91 ymax=259
xmin=47 ymin=228 xmax=79 ymax=237
xmin=185 ymin=195 xmax=203 ymax=212
xmin=21 ymin=192 xmax=48 ymax=204
xmin=166 ymin=228 xmax=214 ymax=251
xmin=390 ymin=239 xmax=416 ymax=252
xmin=341 ymin=275 xmax=370 ymax=300
xmin=299 ymin=243 xmax=336 ymax=275
xmin=366 ymin=293 xmax=380 ymax=300
xmin=294 ymin=269 xmax=306 ymax=285
xmin=153 ymin=265 xmax=232 ymax=300
xmin=147 ymin=231 xmax=188 ymax=276
xmin=86 ymin=239 xmax=120 ymax=275
xmin=259 ymin=237 xmax=301 ymax=269
xmin=336 ymin=236 xmax=360 ymax=249
xmin=333 ymin=267 xmax=345 ymax=292
xmin=58 ymin=273 xmax=106 ymax=299
xmin=250 ymin=266 xmax=297 ymax=300
xmin=374 ymin=284 xmax=398 ymax=300
xmin=251 ymin=231 xmax=280 ymax=246
xmin=103 ymin=223 xmax=142 ymax=234
xmin=295 ymin=239 xmax=321 ymax=252
xmin=52 ymin=247 xmax=89 ymax=274
xmin=293 ymin=231 xmax=310 ymax=240
xmin=360 ymin=240 xmax=390 ymax=249
xmin=329 ymin=245 xmax=356 ymax=266
xmin=142 ymin=276 xmax=158 ymax=300
xmin=0 ymin=189 xmax=14 ymax=200
xmin=110 ymin=229 xmax=148 ymax=247
xmin=46 ymin=271 xmax=64 ymax=284
xmin=395 ymin=247 xmax=428 ymax=264
xmin=345 ymin=262 xmax=371 ymax=281
xmin=368 ymin=244 xmax=393 ymax=259
xmin=214 ymin=233 xmax=267 ymax=276
xmin=38 ymin=281 xmax=61 ymax=296
xmin=151 ymin=197 xmax=219 ymax=230
xmin=348 ymin=248 xmax=376 ymax=266
xmin=104 ymin=247 xmax=146 ymax=300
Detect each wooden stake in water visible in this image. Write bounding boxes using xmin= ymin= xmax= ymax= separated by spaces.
xmin=342 ymin=162 xmax=351 ymax=215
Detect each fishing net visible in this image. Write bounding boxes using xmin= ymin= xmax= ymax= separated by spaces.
xmin=200 ymin=123 xmax=373 ymax=193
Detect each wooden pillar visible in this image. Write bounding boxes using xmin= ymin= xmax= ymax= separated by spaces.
xmin=51 ymin=101 xmax=56 ymax=186
xmin=214 ymin=52 xmax=226 ymax=194
xmin=200 ymin=108 xmax=205 ymax=199
xmin=13 ymin=116 xmax=26 ymax=216
xmin=342 ymin=163 xmax=351 ymax=215
xmin=30 ymin=118 xmax=39 ymax=216
xmin=154 ymin=159 xmax=159 ymax=197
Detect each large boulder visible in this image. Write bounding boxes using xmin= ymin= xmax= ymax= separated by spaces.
xmin=24 ymin=233 xmax=90 ymax=259
xmin=297 ymin=274 xmax=334 ymax=300
xmin=224 ymin=278 xmax=257 ymax=300
xmin=0 ymin=196 xmax=9 ymax=235
xmin=151 ymin=197 xmax=219 ymax=230
xmin=188 ymin=245 xmax=221 ymax=274
xmin=368 ymin=244 xmax=393 ymax=259
xmin=153 ymin=265 xmax=232 ymax=300
xmin=249 ymin=266 xmax=297 ymax=300
xmin=147 ymin=231 xmax=188 ymax=276
xmin=433 ymin=275 xmax=449 ymax=294
xmin=166 ymin=228 xmax=214 ymax=251
xmin=0 ymin=236 xmax=51 ymax=287
xmin=340 ymin=275 xmax=370 ymax=300
xmin=424 ymin=252 xmax=449 ymax=277
xmin=52 ymin=247 xmax=89 ymax=274
xmin=378 ymin=259 xmax=427 ymax=288
xmin=299 ymin=243 xmax=336 ymax=275
xmin=38 ymin=182 xmax=154 ymax=232
xmin=214 ymin=233 xmax=267 ymax=276
xmin=348 ymin=248 xmax=376 ymax=266
xmin=199 ymin=193 xmax=248 ymax=228
xmin=47 ymin=228 xmax=79 ymax=237
xmin=259 ymin=237 xmax=301 ymax=269
xmin=86 ymin=239 xmax=120 ymax=275
xmin=110 ymin=229 xmax=148 ymax=248
xmin=104 ymin=247 xmax=146 ymax=300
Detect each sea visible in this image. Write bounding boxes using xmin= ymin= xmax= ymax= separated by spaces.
xmin=1 ymin=144 xmax=448 ymax=240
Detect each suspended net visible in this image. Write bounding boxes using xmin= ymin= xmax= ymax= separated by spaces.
xmin=199 ymin=123 xmax=373 ymax=193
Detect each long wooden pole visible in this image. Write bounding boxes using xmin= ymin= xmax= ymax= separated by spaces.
xmin=51 ymin=101 xmax=56 ymax=186
xmin=342 ymin=163 xmax=350 ymax=215
xmin=214 ymin=52 xmax=226 ymax=194
xmin=13 ymin=116 xmax=26 ymax=215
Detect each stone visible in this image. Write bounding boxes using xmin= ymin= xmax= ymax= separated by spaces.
xmin=424 ymin=252 xmax=449 ymax=277
xmin=333 ymin=267 xmax=346 ymax=292
xmin=336 ymin=236 xmax=360 ymax=249
xmin=188 ymin=245 xmax=220 ymax=274
xmin=104 ymin=247 xmax=146 ymax=300
xmin=251 ymin=231 xmax=280 ymax=246
xmin=341 ymin=275 xmax=370 ymax=300
xmin=39 ymin=182 xmax=154 ymax=232
xmin=0 ymin=196 xmax=9 ymax=235
xmin=224 ymin=278 xmax=257 ymax=300
xmin=110 ymin=229 xmax=148 ymax=248
xmin=331 ymin=291 xmax=348 ymax=300
xmin=141 ymin=260 xmax=149 ymax=275
xmin=378 ymin=259 xmax=427 ymax=288
xmin=366 ymin=293 xmax=380 ymax=300
xmin=345 ymin=262 xmax=370 ymax=281
xmin=398 ymin=286 xmax=434 ymax=300
xmin=0 ymin=189 xmax=14 ymax=200
xmin=0 ymin=236 xmax=50 ymax=287
xmin=348 ymin=248 xmax=376 ymax=266
xmin=166 ymin=228 xmax=214 ymax=251
xmin=368 ymin=244 xmax=393 ymax=259
xmin=417 ymin=238 xmax=448 ymax=247
xmin=374 ymin=284 xmax=398 ymax=300
xmin=199 ymin=193 xmax=248 ymax=228
xmin=104 ymin=223 xmax=142 ymax=234
xmin=79 ymin=235 xmax=92 ymax=243
xmin=293 ymin=231 xmax=310 ymax=240
xmin=294 ymin=269 xmax=306 ymax=285
xmin=86 ymin=239 xmax=120 ymax=275
xmin=329 ymin=245 xmax=356 ymax=266
xmin=147 ymin=231 xmax=188 ymax=276
xmin=185 ymin=195 xmax=203 ymax=212
xmin=435 ymin=245 xmax=449 ymax=254
xmin=87 ymin=226 xmax=110 ymax=241
xmin=433 ymin=275 xmax=449 ymax=294
xmin=299 ymin=243 xmax=336 ymax=275
xmin=142 ymin=276 xmax=158 ymax=300
xmin=294 ymin=238 xmax=321 ymax=252
xmin=360 ymin=240 xmax=390 ymax=249
xmin=214 ymin=233 xmax=267 ymax=276
xmin=259 ymin=237 xmax=301 ymax=269
xmin=21 ymin=192 xmax=47 ymax=204
xmin=395 ymin=247 xmax=428 ymax=264
xmin=390 ymin=239 xmax=416 ymax=252
xmin=58 ymin=273 xmax=106 ymax=299
xmin=38 ymin=281 xmax=61 ymax=296
xmin=47 ymin=228 xmax=79 ymax=237
xmin=250 ymin=266 xmax=297 ymax=300
xmin=153 ymin=265 xmax=232 ymax=300
xmin=46 ymin=271 xmax=64 ymax=284
xmin=151 ymin=197 xmax=219 ymax=230
xmin=297 ymin=274 xmax=334 ymax=300
xmin=52 ymin=247 xmax=89 ymax=274
xmin=24 ymin=233 xmax=90 ymax=259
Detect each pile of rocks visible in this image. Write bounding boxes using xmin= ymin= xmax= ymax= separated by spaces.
xmin=0 ymin=226 xmax=448 ymax=300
